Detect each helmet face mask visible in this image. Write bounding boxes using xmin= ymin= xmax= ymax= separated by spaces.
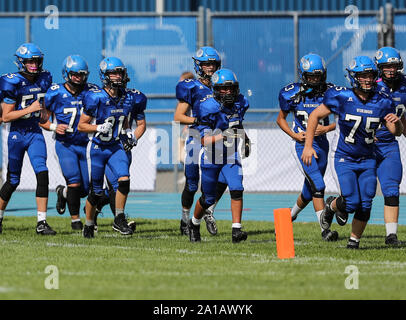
xmin=68 ymin=71 xmax=89 ymax=86
xmin=351 ymin=70 xmax=378 ymax=93
xmin=214 ymin=83 xmax=239 ymax=107
xmin=62 ymin=55 xmax=89 ymax=88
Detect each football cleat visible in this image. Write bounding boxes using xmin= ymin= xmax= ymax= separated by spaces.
xmin=55 ymin=185 xmax=67 ymax=215
xmin=128 ymin=220 xmax=136 ymax=232
xmin=232 ymin=228 xmax=248 ymax=243
xmin=0 ymin=218 xmax=3 ymax=234
xmin=188 ymin=219 xmax=201 ymax=242
xmin=83 ymin=224 xmax=95 ymax=238
xmin=71 ymin=220 xmax=83 ymax=231
xmin=385 ymin=233 xmax=400 ymax=246
xmin=320 ymin=196 xmax=336 ymax=230
xmin=36 ymin=220 xmax=57 ymax=235
xmin=112 ymin=213 xmax=133 ymax=235
xmin=346 ymin=238 xmax=360 ymax=249
xmin=203 ymin=211 xmax=218 ymax=235
xmin=180 ymin=219 xmax=189 ymax=236
xmin=321 ymin=229 xmax=339 ymax=241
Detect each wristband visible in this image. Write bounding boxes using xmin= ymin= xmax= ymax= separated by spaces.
xmin=50 ymin=123 xmax=57 ymax=132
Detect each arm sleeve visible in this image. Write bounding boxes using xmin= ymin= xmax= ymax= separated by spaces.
xmin=0 ymin=76 xmax=18 ymax=104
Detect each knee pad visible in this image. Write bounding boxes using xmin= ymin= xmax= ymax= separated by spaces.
xmin=0 ymin=181 xmax=17 ymax=202
xmin=384 ymin=196 xmax=399 ymax=207
xmin=336 ymin=196 xmax=347 ymax=213
xmin=36 ymin=171 xmax=49 ymax=198
xmin=67 ymin=186 xmax=81 ymax=216
xmin=198 ymin=195 xmax=211 ymax=210
xmin=118 ymin=179 xmax=130 ymax=196
xmin=312 ymin=190 xmax=325 ymax=199
xmin=87 ymin=191 xmax=102 ymax=206
xmin=230 ymin=189 xmax=243 ymax=200
xmin=181 ymin=187 xmax=196 ymax=208
xmin=354 ymin=208 xmax=371 ymax=222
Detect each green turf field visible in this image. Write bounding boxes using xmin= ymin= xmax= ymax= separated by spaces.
xmin=0 ymin=216 xmax=405 ymax=300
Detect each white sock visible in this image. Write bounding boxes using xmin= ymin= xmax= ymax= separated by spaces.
xmin=385 ymin=222 xmax=398 ymax=236
xmin=291 ymin=203 xmax=302 ymax=217
xmin=62 ymin=187 xmax=67 ymax=199
xmin=0 ymin=209 xmax=4 ymax=220
xmin=191 ymin=216 xmax=201 ymax=226
xmin=232 ymin=223 xmax=242 ymax=229
xmin=315 ymin=210 xmax=323 ymax=231
xmin=182 ymin=208 xmax=190 ymax=222
xmin=71 ymin=218 xmax=81 ymax=223
xmin=85 ymin=220 xmax=94 ymax=226
xmin=350 ymin=236 xmax=360 ymax=242
xmin=37 ymin=211 xmax=47 ymax=222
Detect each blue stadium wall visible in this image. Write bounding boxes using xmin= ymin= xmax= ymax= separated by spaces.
xmin=0 ymin=0 xmax=404 ymax=12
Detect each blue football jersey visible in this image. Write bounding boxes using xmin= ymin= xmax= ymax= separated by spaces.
xmin=323 ymin=86 xmax=394 ymax=159
xmin=198 ymin=94 xmax=249 ymax=163
xmin=176 ymin=78 xmax=213 ymax=129
xmin=82 ymin=87 xmax=133 ymax=146
xmin=126 ymin=88 xmax=147 ymax=127
xmin=376 ymin=76 xmax=406 ymax=143
xmin=45 ymin=83 xmax=99 ymax=145
xmin=279 ymin=82 xmax=333 ymax=139
xmin=0 ymin=71 xmax=52 ymax=130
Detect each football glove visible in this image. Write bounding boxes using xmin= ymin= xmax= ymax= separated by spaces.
xmin=242 ymin=138 xmax=251 ymax=158
xmin=96 ymin=122 xmax=113 ymax=134
xmin=121 ymin=128 xmax=137 ymax=152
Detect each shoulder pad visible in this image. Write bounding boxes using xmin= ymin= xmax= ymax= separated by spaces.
xmin=176 ymin=79 xmax=197 ymax=90
xmin=0 ymin=73 xmax=21 ymax=85
xmin=280 ymin=83 xmax=301 ymax=101
xmin=200 ymin=98 xmax=220 ymax=117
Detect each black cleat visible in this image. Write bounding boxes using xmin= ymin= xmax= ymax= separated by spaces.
xmin=320 ymin=196 xmax=336 ymax=230
xmin=346 ymin=238 xmax=360 ymax=249
xmin=56 ymin=185 xmax=67 ymax=215
xmin=188 ymin=219 xmax=201 ymax=242
xmin=232 ymin=228 xmax=248 ymax=243
xmin=180 ymin=219 xmax=189 ymax=236
xmin=385 ymin=233 xmax=400 ymax=246
xmin=335 ymin=210 xmax=348 ymax=226
xmin=321 ymin=229 xmax=339 ymax=241
xmin=36 ymin=221 xmax=57 ymax=235
xmin=128 ymin=220 xmax=136 ymax=232
xmin=83 ymin=224 xmax=95 ymax=238
xmin=112 ymin=214 xmax=133 ymax=235
xmin=0 ymin=218 xmax=3 ymax=234
xmin=71 ymin=220 xmax=83 ymax=231
xmin=203 ymin=211 xmax=218 ymax=235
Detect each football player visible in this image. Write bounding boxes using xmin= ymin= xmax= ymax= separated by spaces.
xmin=277 ymin=53 xmax=338 ymax=241
xmin=302 ymin=56 xmax=403 ymax=249
xmin=189 ymin=68 xmax=249 ymax=243
xmin=78 ymin=57 xmax=134 ymax=238
xmin=0 ymin=43 xmax=55 ymax=235
xmin=174 ymin=47 xmax=221 ymax=236
xmin=374 ymin=47 xmax=406 ymax=245
xmin=42 ymin=55 xmax=96 ymax=231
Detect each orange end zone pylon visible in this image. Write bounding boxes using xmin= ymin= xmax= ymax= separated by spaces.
xmin=273 ymin=208 xmax=295 ymax=259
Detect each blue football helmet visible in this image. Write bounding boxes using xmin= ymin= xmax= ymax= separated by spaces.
xmin=298 ymin=53 xmax=327 ymax=91
xmin=192 ymin=46 xmax=221 ymax=79
xmin=346 ymin=56 xmax=378 ymax=92
xmin=62 ymin=55 xmax=89 ymax=86
xmin=375 ymin=47 xmax=403 ymax=82
xmin=99 ymin=56 xmax=129 ymax=88
xmin=212 ymin=68 xmax=239 ymax=106
xmin=14 ymin=43 xmax=44 ymax=74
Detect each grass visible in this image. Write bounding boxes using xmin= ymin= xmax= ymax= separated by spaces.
xmin=0 ymin=216 xmax=405 ymax=300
